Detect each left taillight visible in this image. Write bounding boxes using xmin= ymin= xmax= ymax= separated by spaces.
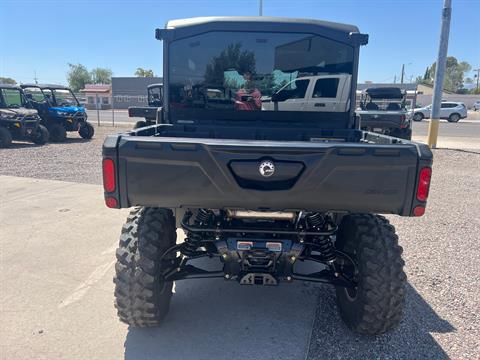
xmin=102 ymin=158 xmax=116 ymax=193
xmin=416 ymin=167 xmax=432 ymax=202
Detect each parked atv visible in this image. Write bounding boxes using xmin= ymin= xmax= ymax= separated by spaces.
xmin=0 ymin=84 xmax=49 ymax=148
xmin=128 ymin=83 xmax=163 ymax=128
xmin=357 ymin=87 xmax=412 ymax=140
xmin=20 ymin=84 xmax=94 ymax=142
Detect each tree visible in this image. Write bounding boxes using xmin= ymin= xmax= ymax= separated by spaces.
xmin=90 ymin=67 xmax=112 ymax=84
xmin=425 ymin=56 xmax=471 ymax=93
xmin=67 ymin=63 xmax=91 ymax=92
xmin=0 ymin=77 xmax=16 ymax=85
xmin=135 ymin=68 xmax=155 ymax=77
xmin=204 ymin=43 xmax=256 ymax=87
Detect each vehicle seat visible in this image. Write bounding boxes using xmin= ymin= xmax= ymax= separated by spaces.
xmin=365 ymin=101 xmax=379 ymax=110
xmin=387 ymin=103 xmax=401 ymax=111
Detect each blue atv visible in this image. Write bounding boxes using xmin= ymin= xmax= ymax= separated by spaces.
xmin=21 ymin=84 xmax=94 ymax=142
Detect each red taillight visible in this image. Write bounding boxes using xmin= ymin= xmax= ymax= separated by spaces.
xmin=105 ymin=197 xmax=118 ymax=208
xmin=413 ymin=206 xmax=425 ymax=217
xmin=103 ymin=158 xmax=116 ymax=192
xmin=416 ymin=167 xmax=432 ymax=201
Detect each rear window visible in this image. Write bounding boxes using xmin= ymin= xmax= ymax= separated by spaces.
xmin=313 ymin=78 xmax=339 ymax=98
xmin=168 ymin=30 xmax=354 ymax=123
xmin=441 ymin=103 xmax=456 ymax=108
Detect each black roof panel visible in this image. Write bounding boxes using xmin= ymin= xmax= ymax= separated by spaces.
xmin=159 ymin=16 xmax=367 ymax=45
xmin=21 ymin=83 xmax=70 ymax=90
xmin=364 ymin=87 xmax=405 ymax=99
xmin=0 ymin=84 xmax=21 ymax=89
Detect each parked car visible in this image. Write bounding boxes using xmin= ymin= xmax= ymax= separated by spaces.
xmin=412 ymin=101 xmax=467 ymax=122
xmin=0 ymin=84 xmax=49 ymax=148
xmin=103 ymin=17 xmax=433 ymax=336
xmin=261 ymin=74 xmax=351 ymax=112
xmin=21 ymin=84 xmax=94 ymax=142
xmin=357 ymin=87 xmax=412 ymax=140
xmin=473 ymin=100 xmax=480 ymax=111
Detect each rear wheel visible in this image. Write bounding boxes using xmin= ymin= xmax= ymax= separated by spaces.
xmin=0 ymin=126 xmax=13 ymax=148
xmin=447 ymin=113 xmax=460 ymax=123
xmin=31 ymin=124 xmax=49 ymax=145
xmin=79 ymin=122 xmax=94 ymax=139
xmin=412 ymin=113 xmax=423 ymax=122
xmin=335 ymin=214 xmax=406 ymax=335
xmin=114 ymin=207 xmax=177 ymax=327
xmin=49 ymin=123 xmax=67 ymax=142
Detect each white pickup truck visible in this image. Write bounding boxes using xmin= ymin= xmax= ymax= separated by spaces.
xmin=262 ymin=74 xmax=351 ymax=112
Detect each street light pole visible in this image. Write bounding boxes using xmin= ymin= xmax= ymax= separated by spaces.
xmin=474 ymin=68 xmax=480 ymax=92
xmin=427 ymin=0 xmax=451 ymax=149
xmin=259 ymin=0 xmax=263 ymax=16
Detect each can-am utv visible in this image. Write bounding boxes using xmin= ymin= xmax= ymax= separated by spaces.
xmin=20 ymin=84 xmax=94 ymax=142
xmin=0 ymin=84 xmax=49 ymax=148
xmin=103 ymin=17 xmax=433 ymax=336
xmin=128 ymin=83 xmax=163 ymax=128
xmin=357 ymin=87 xmax=412 ymax=140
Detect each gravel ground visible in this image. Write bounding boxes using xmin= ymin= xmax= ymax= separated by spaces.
xmin=307 ymin=149 xmax=480 ymax=360
xmin=1 ymin=124 xmax=479 ymax=359
xmin=0 ymin=124 xmax=129 ymax=185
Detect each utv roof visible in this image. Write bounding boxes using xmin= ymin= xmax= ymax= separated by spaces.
xmin=21 ymin=84 xmax=70 ymax=90
xmin=147 ymin=83 xmax=163 ymax=89
xmin=157 ymin=16 xmax=368 ymax=46
xmin=0 ymin=84 xmax=21 ymax=89
xmin=364 ymin=87 xmax=405 ymax=99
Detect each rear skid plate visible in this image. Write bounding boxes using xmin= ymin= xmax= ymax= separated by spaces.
xmin=240 ymin=273 xmax=278 ymax=286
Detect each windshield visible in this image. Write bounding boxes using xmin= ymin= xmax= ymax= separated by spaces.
xmin=52 ymin=89 xmax=79 ymax=106
xmin=169 ymin=31 xmax=354 ymax=122
xmin=0 ymin=88 xmax=27 ymax=108
xmin=23 ymin=87 xmax=48 ymax=103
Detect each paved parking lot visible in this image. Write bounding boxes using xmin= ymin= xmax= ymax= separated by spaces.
xmin=1 ymin=120 xmax=479 ymax=359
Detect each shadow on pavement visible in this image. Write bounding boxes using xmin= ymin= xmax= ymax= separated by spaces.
xmin=123 ymin=262 xmax=454 ymax=360
xmin=306 ymin=282 xmax=454 ymax=359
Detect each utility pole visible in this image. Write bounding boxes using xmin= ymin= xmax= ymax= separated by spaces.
xmin=474 ymin=68 xmax=480 ymax=92
xmin=34 ymin=70 xmax=38 ymax=84
xmin=427 ymin=0 xmax=451 ymax=149
xmin=393 ymin=75 xmax=397 ymax=84
xmin=400 ymin=64 xmax=405 ymax=84
xmin=259 ymin=0 xmax=263 ymax=16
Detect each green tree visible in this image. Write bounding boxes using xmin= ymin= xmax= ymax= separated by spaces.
xmin=67 ymin=63 xmax=91 ymax=92
xmin=90 ymin=67 xmax=112 ymax=84
xmin=134 ymin=68 xmax=155 ymax=77
xmin=426 ymin=57 xmax=471 ymax=93
xmin=204 ymin=43 xmax=256 ymax=87
xmin=0 ymin=77 xmax=16 ymax=85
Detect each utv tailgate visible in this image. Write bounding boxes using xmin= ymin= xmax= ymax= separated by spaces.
xmin=104 ymin=135 xmax=431 ymax=216
xmin=358 ymin=111 xmax=407 ymax=130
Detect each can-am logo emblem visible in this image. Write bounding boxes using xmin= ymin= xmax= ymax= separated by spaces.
xmin=259 ymin=161 xmax=275 ymax=177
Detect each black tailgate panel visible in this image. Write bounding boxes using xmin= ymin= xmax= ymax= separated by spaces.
xmin=115 ymin=136 xmax=421 ymax=215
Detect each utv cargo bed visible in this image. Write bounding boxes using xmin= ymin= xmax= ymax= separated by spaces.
xmin=103 ymin=124 xmax=432 ymax=216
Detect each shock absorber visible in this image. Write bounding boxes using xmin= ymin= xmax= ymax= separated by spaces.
xmin=181 ymin=209 xmax=213 ymax=257
xmin=306 ymin=213 xmax=336 ymax=263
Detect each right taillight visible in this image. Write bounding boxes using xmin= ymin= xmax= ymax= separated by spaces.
xmin=416 ymin=167 xmax=432 ymax=201
xmin=102 ymin=158 xmax=116 ymax=193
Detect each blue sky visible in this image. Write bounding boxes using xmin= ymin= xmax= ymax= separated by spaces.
xmin=1 ymin=0 xmax=479 ymax=85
